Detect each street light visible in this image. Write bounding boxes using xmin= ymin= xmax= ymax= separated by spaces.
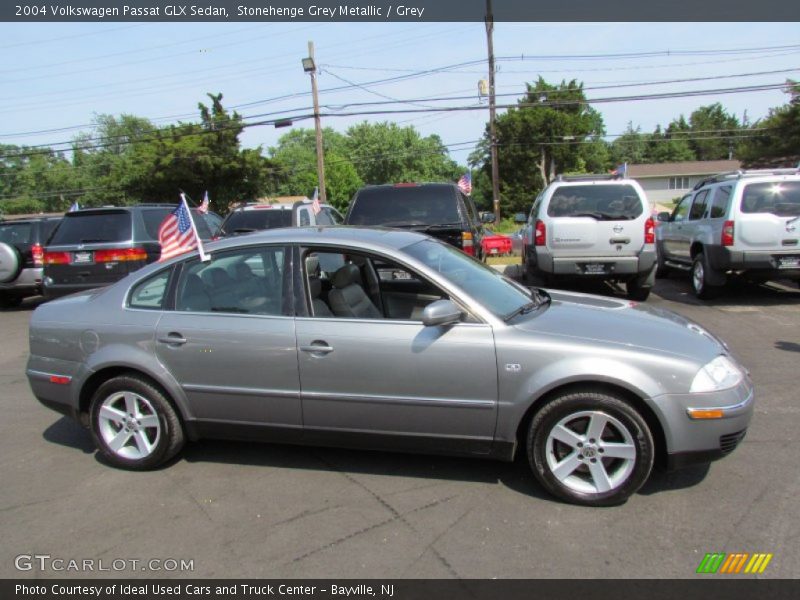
xmin=302 ymin=42 xmax=327 ymax=203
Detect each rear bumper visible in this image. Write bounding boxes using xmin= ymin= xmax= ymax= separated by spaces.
xmin=706 ymin=246 xmax=800 ymax=278
xmin=535 ymin=248 xmax=656 ymax=278
xmin=0 ymin=267 xmax=43 ymax=296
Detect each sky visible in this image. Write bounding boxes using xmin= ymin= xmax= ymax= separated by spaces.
xmin=1 ymin=21 xmax=799 ymax=166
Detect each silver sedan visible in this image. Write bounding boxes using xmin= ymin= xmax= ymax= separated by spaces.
xmin=26 ymin=227 xmax=753 ymax=506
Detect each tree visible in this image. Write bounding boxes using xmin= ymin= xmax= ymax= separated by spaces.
xmin=672 ymin=103 xmax=743 ymax=161
xmin=610 ymin=123 xmax=649 ymax=165
xmin=739 ymin=80 xmax=800 ymax=163
xmin=472 ymin=78 xmax=607 ymax=214
xmin=343 ymin=121 xmax=460 ymax=185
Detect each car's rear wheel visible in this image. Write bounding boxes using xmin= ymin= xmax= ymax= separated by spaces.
xmin=528 ymin=390 xmax=654 ymax=506
xmin=90 ymin=375 xmax=184 ymax=470
xmin=626 ymin=278 xmax=651 ymax=301
xmin=692 ymin=252 xmax=723 ymax=299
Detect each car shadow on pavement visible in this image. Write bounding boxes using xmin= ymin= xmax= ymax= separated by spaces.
xmin=637 ymin=464 xmax=711 ymax=496
xmin=42 ymin=416 xmax=95 ymax=454
xmin=775 ymin=340 xmax=800 ymax=353
xmin=652 ymin=273 xmax=799 ymax=307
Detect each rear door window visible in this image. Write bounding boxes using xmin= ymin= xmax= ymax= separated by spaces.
xmin=0 ymin=222 xmax=32 ymax=245
xmin=546 ymin=185 xmax=643 ymax=220
xmin=49 ymin=211 xmax=132 ymax=245
xmin=689 ymin=190 xmax=710 ymax=221
xmin=740 ymin=182 xmax=800 ymax=216
xmin=709 ymin=186 xmax=732 ymax=219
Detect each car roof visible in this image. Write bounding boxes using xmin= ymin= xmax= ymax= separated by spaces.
xmin=203 ymin=226 xmax=428 ymax=254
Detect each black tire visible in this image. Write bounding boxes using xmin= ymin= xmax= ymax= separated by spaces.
xmin=527 ymin=390 xmax=654 ymax=507
xmin=626 ymin=279 xmax=651 ymax=301
xmin=655 ymin=244 xmax=669 ymax=279
xmin=89 ymin=374 xmax=185 ymax=470
xmin=0 ymin=294 xmax=23 ymax=309
xmin=691 ymin=252 xmax=723 ymax=300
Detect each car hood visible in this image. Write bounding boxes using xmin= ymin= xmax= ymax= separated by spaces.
xmin=513 ymin=289 xmax=726 ymax=363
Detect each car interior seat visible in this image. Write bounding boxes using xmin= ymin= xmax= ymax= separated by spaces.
xmin=328 ymin=264 xmax=382 ymax=319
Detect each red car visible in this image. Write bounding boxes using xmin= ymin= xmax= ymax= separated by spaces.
xmin=481 ymin=229 xmax=512 ymax=257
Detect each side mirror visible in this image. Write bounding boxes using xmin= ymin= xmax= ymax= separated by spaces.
xmin=514 ymin=212 xmax=527 ymax=223
xmin=657 ymin=211 xmax=671 ymax=222
xmin=481 ymin=213 xmax=496 ymax=224
xmin=421 ymin=299 xmax=463 ymax=327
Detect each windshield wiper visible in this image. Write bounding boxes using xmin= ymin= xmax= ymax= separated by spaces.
xmin=424 ymin=222 xmax=462 ymax=231
xmin=503 ymin=301 xmax=538 ymax=322
xmin=381 ymin=221 xmax=427 ymax=228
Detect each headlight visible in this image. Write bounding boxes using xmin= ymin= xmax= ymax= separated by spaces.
xmin=690 ymin=355 xmax=743 ymax=393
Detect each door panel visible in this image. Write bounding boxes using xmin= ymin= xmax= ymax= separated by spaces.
xmin=296 ymin=318 xmax=498 ymax=448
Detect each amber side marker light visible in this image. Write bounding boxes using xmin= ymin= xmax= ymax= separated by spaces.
xmin=687 ymin=408 xmax=724 ymax=420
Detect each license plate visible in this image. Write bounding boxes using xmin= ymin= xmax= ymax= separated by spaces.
xmin=778 ymin=256 xmax=800 ymax=269
xmin=583 ymin=263 xmax=608 ymax=274
xmin=72 ymin=251 xmax=93 ymax=264
xmin=490 ymin=248 xmax=499 ymax=254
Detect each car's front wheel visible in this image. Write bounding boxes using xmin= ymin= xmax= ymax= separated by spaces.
xmin=90 ymin=375 xmax=185 ymax=470
xmin=528 ymin=390 xmax=654 ymax=506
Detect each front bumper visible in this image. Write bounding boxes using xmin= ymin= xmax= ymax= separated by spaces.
xmin=652 ymin=379 xmax=754 ymax=469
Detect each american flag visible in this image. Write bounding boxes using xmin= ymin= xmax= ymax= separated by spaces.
xmin=457 ymin=172 xmax=472 ymax=196
xmin=158 ymin=198 xmax=198 ymax=262
xmin=68 ymin=201 xmax=80 ymax=212
xmin=311 ymin=187 xmax=321 ymax=215
xmin=198 ymin=190 xmax=209 ymax=214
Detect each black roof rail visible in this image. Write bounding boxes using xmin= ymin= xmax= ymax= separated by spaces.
xmin=693 ymin=167 xmax=800 ymax=190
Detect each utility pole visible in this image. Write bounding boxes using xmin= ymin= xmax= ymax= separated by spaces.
xmin=303 ymin=41 xmax=327 ymax=203
xmin=485 ymin=0 xmax=500 ymax=222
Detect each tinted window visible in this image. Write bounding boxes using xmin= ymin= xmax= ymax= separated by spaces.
xmin=672 ymin=195 xmax=691 ymax=222
xmin=740 ymin=182 xmax=800 ymax=216
xmin=141 ymin=208 xmax=213 ymax=241
xmin=175 ymin=246 xmax=286 ymax=315
xmin=404 ymin=239 xmax=531 ymax=319
xmin=709 ymin=186 xmax=732 ymax=219
xmin=298 ymin=209 xmax=311 ymax=226
xmin=348 ymin=186 xmax=461 ymax=226
xmin=546 ymin=185 xmax=643 ymax=220
xmin=41 ymin=219 xmax=61 ymax=243
xmin=129 ymin=269 xmax=171 ymax=310
xmin=318 ymin=207 xmax=343 ymax=225
xmin=220 ymin=210 xmax=292 ymax=235
xmin=0 ymin=222 xmax=32 ymax=245
xmin=49 ymin=211 xmax=132 ymax=245
xmin=689 ymin=190 xmax=709 ymax=221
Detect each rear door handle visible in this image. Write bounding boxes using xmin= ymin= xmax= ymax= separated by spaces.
xmin=300 ymin=341 xmax=334 ymax=355
xmin=157 ymin=333 xmax=188 ymax=346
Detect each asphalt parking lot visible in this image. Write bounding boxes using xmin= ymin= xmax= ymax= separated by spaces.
xmin=1 ymin=272 xmax=798 ymax=579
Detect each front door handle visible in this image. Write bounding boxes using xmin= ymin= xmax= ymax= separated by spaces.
xmin=300 ymin=341 xmax=334 ymax=355
xmin=157 ymin=333 xmax=188 ymax=346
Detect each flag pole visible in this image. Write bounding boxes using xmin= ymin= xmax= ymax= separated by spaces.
xmin=180 ymin=192 xmax=210 ymax=262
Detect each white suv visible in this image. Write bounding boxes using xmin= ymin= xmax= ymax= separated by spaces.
xmin=522 ymin=176 xmax=656 ymax=300
xmin=656 ymin=168 xmax=800 ymax=298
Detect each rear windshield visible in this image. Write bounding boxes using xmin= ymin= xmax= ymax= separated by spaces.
xmin=141 ymin=208 xmax=213 ymax=241
xmin=49 ymin=211 xmax=132 ymax=245
xmin=221 ymin=210 xmax=292 ymax=234
xmin=740 ymin=182 xmax=800 ymax=216
xmin=547 ymin=184 xmax=644 ymax=220
xmin=348 ymin=186 xmax=461 ymax=227
xmin=0 ymin=222 xmax=32 ymax=245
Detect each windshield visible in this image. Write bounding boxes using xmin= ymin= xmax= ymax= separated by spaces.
xmin=221 ymin=210 xmax=292 ymax=234
xmin=740 ymin=182 xmax=800 ymax=217
xmin=547 ymin=184 xmax=644 ymax=220
xmin=348 ymin=186 xmax=461 ymax=227
xmin=403 ymin=239 xmax=535 ymax=319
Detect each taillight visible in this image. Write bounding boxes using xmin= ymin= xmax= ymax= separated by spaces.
xmin=644 ymin=217 xmax=655 ymax=244
xmin=43 ymin=251 xmax=70 ymax=265
xmin=534 ymin=220 xmax=546 ymax=246
xmin=32 ymin=243 xmax=44 ymax=267
xmin=462 ymin=231 xmax=474 ymax=256
xmin=95 ymin=247 xmax=147 ymax=262
xmin=721 ymin=220 xmax=734 ymax=247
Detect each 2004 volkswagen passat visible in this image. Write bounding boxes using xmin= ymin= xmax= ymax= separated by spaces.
xmin=26 ymin=227 xmax=753 ymax=506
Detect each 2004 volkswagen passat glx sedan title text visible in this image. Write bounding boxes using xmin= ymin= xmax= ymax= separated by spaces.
xmin=26 ymin=227 xmax=753 ymax=506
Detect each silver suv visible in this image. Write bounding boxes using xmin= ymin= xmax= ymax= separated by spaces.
xmin=655 ymin=168 xmax=800 ymax=299
xmin=522 ymin=176 xmax=656 ymax=300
